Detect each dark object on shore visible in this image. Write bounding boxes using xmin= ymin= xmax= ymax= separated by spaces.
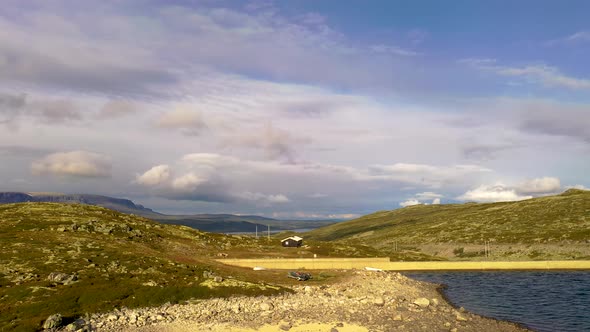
xmin=288 ymin=271 xmax=312 ymax=281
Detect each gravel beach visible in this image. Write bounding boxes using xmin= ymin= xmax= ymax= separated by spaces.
xmin=68 ymin=271 xmax=529 ymax=332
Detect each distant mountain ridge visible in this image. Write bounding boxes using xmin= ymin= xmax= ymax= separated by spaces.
xmin=0 ymin=192 xmax=336 ymax=233
xmin=0 ymin=192 xmax=160 ymax=216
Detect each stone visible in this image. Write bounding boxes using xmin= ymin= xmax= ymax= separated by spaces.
xmin=330 ymin=328 xmax=339 ymax=332
xmin=43 ymin=314 xmax=62 ymax=329
xmin=260 ymin=302 xmax=273 ymax=311
xmin=444 ymin=322 xmax=451 ymax=327
xmin=373 ymin=297 xmax=385 ymax=306
xmin=431 ymin=298 xmax=439 ymax=306
xmin=456 ymin=312 xmax=468 ymax=322
xmin=47 ymin=272 xmax=77 ymax=285
xmin=107 ymin=314 xmax=118 ymax=321
xmin=413 ymin=298 xmax=430 ymax=308
xmin=450 ymin=328 xmax=458 ymax=332
xmin=393 ymin=314 xmax=403 ymax=321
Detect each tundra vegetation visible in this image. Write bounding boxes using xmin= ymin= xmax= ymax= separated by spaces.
xmin=0 ymin=203 xmax=375 ymax=331
xmin=305 ymin=189 xmax=590 ymax=261
xmin=2 ymin=189 xmax=589 ymax=330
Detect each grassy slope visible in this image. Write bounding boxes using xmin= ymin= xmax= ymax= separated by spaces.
xmin=0 ymin=203 xmax=290 ymax=331
xmin=305 ymin=189 xmax=590 ymax=247
xmin=0 ymin=203 xmax=380 ymax=331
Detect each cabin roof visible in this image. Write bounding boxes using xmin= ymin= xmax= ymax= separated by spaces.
xmin=281 ymin=236 xmax=303 ymax=242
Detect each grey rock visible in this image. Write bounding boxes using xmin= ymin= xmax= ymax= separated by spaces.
xmin=260 ymin=302 xmax=274 ymax=311
xmin=47 ymin=272 xmax=78 ymax=285
xmin=413 ymin=297 xmax=430 ymax=308
xmin=373 ymin=297 xmax=385 ymax=306
xmin=456 ymin=312 xmax=468 ymax=322
xmin=43 ymin=314 xmax=62 ymax=329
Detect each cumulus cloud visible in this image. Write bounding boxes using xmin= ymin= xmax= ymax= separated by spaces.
xmin=400 ymin=191 xmax=444 ymax=207
xmin=171 ymin=173 xmax=205 ymax=191
xmin=399 ymin=199 xmax=421 ymax=207
xmin=31 ymin=151 xmax=111 ymax=178
xmin=237 ymin=192 xmax=290 ymax=205
xmin=457 ymin=184 xmax=533 ymax=203
xmin=415 ymin=191 xmax=443 ymax=200
xmin=516 ymin=177 xmax=561 ymax=194
xmin=135 ymin=165 xmax=171 ymax=186
xmin=135 ymin=154 xmax=291 ymax=205
xmin=156 ymin=107 xmax=208 ymax=136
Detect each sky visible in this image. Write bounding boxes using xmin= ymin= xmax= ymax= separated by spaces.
xmin=1 ymin=0 xmax=589 ymax=218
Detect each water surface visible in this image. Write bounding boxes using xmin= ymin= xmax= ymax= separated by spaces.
xmin=406 ymin=271 xmax=590 ymax=332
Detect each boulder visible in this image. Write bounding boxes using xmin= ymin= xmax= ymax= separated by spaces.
xmin=260 ymin=302 xmax=274 ymax=311
xmin=413 ymin=298 xmax=430 ymax=308
xmin=47 ymin=272 xmax=78 ymax=285
xmin=43 ymin=314 xmax=62 ymax=329
xmin=372 ymin=297 xmax=385 ymax=306
xmin=456 ymin=312 xmax=468 ymax=322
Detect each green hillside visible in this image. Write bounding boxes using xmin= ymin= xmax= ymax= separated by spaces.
xmin=305 ymin=189 xmax=590 ymax=259
xmin=0 ymin=203 xmax=290 ymax=331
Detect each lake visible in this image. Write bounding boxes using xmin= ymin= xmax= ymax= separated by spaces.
xmin=406 ymin=271 xmax=590 ymax=332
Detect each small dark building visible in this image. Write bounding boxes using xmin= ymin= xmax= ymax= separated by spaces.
xmin=281 ymin=236 xmax=303 ymax=247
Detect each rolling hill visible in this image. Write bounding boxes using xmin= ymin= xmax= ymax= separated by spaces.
xmin=0 ymin=202 xmax=291 ymax=331
xmin=305 ymin=189 xmax=590 ymax=260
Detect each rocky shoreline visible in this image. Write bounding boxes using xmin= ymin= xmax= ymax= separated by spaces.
xmin=56 ymin=271 xmax=529 ymax=332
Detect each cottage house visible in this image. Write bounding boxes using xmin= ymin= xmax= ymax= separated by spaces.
xmin=281 ymin=236 xmax=303 ymax=247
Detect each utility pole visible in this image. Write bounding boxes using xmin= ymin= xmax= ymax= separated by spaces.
xmin=267 ymin=225 xmax=270 ymax=241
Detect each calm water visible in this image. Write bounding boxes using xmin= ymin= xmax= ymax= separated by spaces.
xmin=406 ymin=272 xmax=590 ymax=332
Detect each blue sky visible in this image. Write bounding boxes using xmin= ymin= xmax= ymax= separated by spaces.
xmin=0 ymin=0 xmax=588 ymax=218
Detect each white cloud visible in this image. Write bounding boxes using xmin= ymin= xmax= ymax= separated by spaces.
xmin=400 ymin=199 xmax=421 ymax=207
xmin=516 ymin=177 xmax=561 ymax=194
xmin=31 ymin=151 xmax=111 ymax=178
xmin=172 ymin=173 xmax=206 ymax=191
xmin=136 ymin=165 xmax=171 ymax=186
xmin=462 ymin=60 xmax=590 ymax=90
xmin=400 ymin=191 xmax=443 ymax=207
xmin=237 ymin=192 xmax=290 ymax=205
xmin=457 ymin=184 xmax=533 ymax=203
xmin=566 ymin=31 xmax=590 ymax=42
xmin=416 ymin=191 xmax=443 ymax=200
xmin=370 ymin=44 xmax=420 ymax=57
xmin=156 ymin=107 xmax=208 ymax=136
xmin=565 ymin=184 xmax=589 ymax=191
